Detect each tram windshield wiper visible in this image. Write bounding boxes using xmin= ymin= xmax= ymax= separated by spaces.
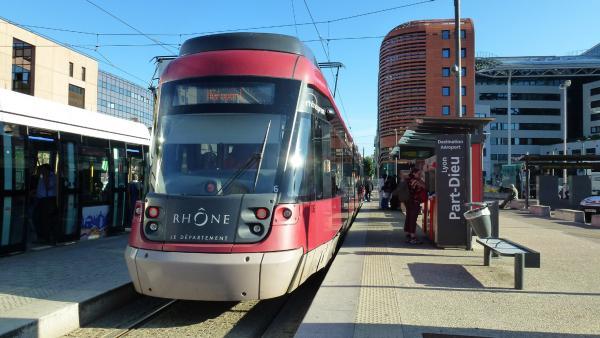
xmin=216 ymin=120 xmax=271 ymax=195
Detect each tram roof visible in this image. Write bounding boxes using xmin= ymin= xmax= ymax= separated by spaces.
xmin=0 ymin=89 xmax=150 ymax=145
xmin=179 ymin=33 xmax=318 ymax=66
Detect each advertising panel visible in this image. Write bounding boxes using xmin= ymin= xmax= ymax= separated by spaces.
xmin=81 ymin=205 xmax=109 ymax=240
xmin=435 ymin=134 xmax=470 ymax=248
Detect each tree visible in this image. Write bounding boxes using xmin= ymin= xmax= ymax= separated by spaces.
xmin=363 ymin=156 xmax=375 ymax=178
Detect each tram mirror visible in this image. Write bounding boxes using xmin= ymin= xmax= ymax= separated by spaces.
xmin=325 ymin=108 xmax=336 ymax=120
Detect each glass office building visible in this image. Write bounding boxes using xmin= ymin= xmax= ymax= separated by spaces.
xmin=97 ymin=70 xmax=153 ymax=128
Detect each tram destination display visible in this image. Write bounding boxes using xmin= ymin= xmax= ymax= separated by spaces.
xmin=435 ymin=134 xmax=470 ymax=247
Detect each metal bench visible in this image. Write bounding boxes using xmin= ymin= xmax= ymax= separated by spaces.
xmin=476 ymin=238 xmax=540 ymax=289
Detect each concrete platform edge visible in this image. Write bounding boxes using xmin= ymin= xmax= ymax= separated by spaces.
xmin=0 ymin=282 xmax=137 ymax=338
xmin=294 ymin=211 xmax=369 ymax=338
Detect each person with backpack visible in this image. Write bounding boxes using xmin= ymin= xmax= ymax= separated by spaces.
xmin=404 ymin=167 xmax=427 ymax=244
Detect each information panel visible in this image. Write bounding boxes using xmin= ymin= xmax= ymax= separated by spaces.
xmin=435 ymin=134 xmax=470 ymax=248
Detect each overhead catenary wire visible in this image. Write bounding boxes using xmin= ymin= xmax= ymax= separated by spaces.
xmin=94 ymin=48 xmax=149 ymax=85
xmin=291 ymin=0 xmax=299 ymax=38
xmin=0 ymin=35 xmax=387 ymax=49
xmin=302 ymin=0 xmax=351 ymax=127
xmin=18 ymin=0 xmax=436 ymax=37
xmin=83 ymin=0 xmax=177 ymax=54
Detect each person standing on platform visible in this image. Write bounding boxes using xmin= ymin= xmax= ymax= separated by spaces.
xmin=404 ymin=168 xmax=427 ymax=244
xmin=35 ymin=164 xmax=57 ymax=243
xmin=127 ymin=173 xmax=142 ymax=227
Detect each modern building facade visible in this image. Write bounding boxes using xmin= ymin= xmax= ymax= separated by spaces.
xmin=583 ymin=79 xmax=600 ymax=136
xmin=377 ymin=19 xmax=475 ymax=164
xmin=0 ymin=18 xmax=98 ymax=111
xmin=476 ymin=48 xmax=600 ymax=181
xmin=97 ymin=70 xmax=153 ymax=128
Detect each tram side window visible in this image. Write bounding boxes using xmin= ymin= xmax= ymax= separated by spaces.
xmin=321 ymin=121 xmax=334 ymax=198
xmin=331 ymin=129 xmax=345 ymax=197
xmin=79 ymin=142 xmax=110 ymax=203
xmin=312 ymin=118 xmax=323 ymax=200
xmin=285 ymin=115 xmax=313 ymax=202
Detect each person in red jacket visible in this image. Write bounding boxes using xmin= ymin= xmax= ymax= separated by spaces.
xmin=404 ymin=167 xmax=427 ymax=244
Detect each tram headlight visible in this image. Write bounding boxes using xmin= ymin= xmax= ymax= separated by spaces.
xmin=250 ymin=224 xmax=263 ymax=234
xmin=147 ymin=222 xmax=159 ymax=232
xmin=282 ymin=208 xmax=293 ymax=219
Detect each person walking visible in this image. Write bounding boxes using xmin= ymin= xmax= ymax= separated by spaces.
xmin=381 ymin=176 xmax=394 ymax=209
xmin=364 ymin=178 xmax=373 ymax=202
xmin=404 ymin=167 xmax=427 ymax=244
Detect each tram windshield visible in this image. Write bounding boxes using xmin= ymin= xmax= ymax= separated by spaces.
xmin=149 ymin=77 xmax=300 ymax=196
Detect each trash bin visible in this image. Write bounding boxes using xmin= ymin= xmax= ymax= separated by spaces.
xmin=464 ymin=203 xmax=492 ymax=238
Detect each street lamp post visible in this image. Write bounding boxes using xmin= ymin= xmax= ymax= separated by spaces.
xmin=394 ymin=128 xmax=398 ymax=177
xmin=507 ymin=72 xmax=512 ymax=165
xmin=559 ymin=80 xmax=571 ymax=199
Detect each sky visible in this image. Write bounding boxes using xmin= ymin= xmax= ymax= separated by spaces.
xmin=3 ymin=0 xmax=600 ymax=156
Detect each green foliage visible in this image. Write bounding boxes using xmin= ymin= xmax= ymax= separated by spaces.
xmin=363 ymin=156 xmax=375 ymax=178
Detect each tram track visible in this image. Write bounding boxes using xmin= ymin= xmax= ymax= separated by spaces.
xmin=105 ymin=299 xmax=178 ymax=338
xmin=66 ymin=267 xmax=326 ymax=338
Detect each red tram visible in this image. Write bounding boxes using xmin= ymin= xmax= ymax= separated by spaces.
xmin=125 ymin=33 xmax=363 ymax=301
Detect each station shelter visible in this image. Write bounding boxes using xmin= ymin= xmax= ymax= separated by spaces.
xmin=395 ymin=116 xmax=493 ymax=249
xmin=520 ymin=154 xmax=600 ymax=210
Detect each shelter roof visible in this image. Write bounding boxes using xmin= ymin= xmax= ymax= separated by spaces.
xmin=520 ymin=154 xmax=600 ymax=170
xmin=391 ymin=116 xmax=493 ymax=158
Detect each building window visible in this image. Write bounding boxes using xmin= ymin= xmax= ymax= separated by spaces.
xmin=441 ymin=30 xmax=450 ymax=40
xmin=442 ymin=48 xmax=450 ymax=58
xmin=461 ymin=67 xmax=466 ymax=77
xmin=462 ymin=105 xmax=467 ymax=115
xmin=69 ymin=62 xmax=74 ymax=77
xmin=586 ymin=148 xmax=596 ymax=154
xmin=442 ymin=67 xmax=450 ymax=77
xmin=12 ymin=38 xmax=35 ymax=95
xmin=68 ymin=84 xmax=85 ymax=108
xmin=461 ymin=48 xmax=466 ymax=58
xmin=461 ymin=86 xmax=466 ymax=96
xmin=442 ymin=106 xmax=450 ymax=115
xmin=82 ymin=67 xmax=86 ymax=81
xmin=442 ymin=87 xmax=450 ymax=96
xmin=460 ymin=29 xmax=466 ymax=39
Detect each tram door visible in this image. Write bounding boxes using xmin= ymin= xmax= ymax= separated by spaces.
xmin=109 ymin=143 xmax=127 ymax=233
xmin=0 ymin=123 xmax=27 ymax=254
xmin=126 ymin=145 xmax=144 ymax=228
xmin=27 ymin=128 xmax=59 ymax=245
xmin=58 ymin=134 xmax=80 ymax=242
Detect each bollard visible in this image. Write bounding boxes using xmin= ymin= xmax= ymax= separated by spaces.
xmin=486 ymin=201 xmax=500 ymax=257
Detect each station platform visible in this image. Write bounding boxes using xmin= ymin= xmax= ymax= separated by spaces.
xmin=0 ymin=235 xmax=134 ymax=338
xmin=296 ymin=198 xmax=600 ymax=338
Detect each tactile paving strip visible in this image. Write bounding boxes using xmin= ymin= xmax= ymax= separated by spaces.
xmin=353 ymin=212 xmax=405 ymax=338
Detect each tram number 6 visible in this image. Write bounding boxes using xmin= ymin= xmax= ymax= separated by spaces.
xmin=273 ymin=185 xmax=279 ymax=193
